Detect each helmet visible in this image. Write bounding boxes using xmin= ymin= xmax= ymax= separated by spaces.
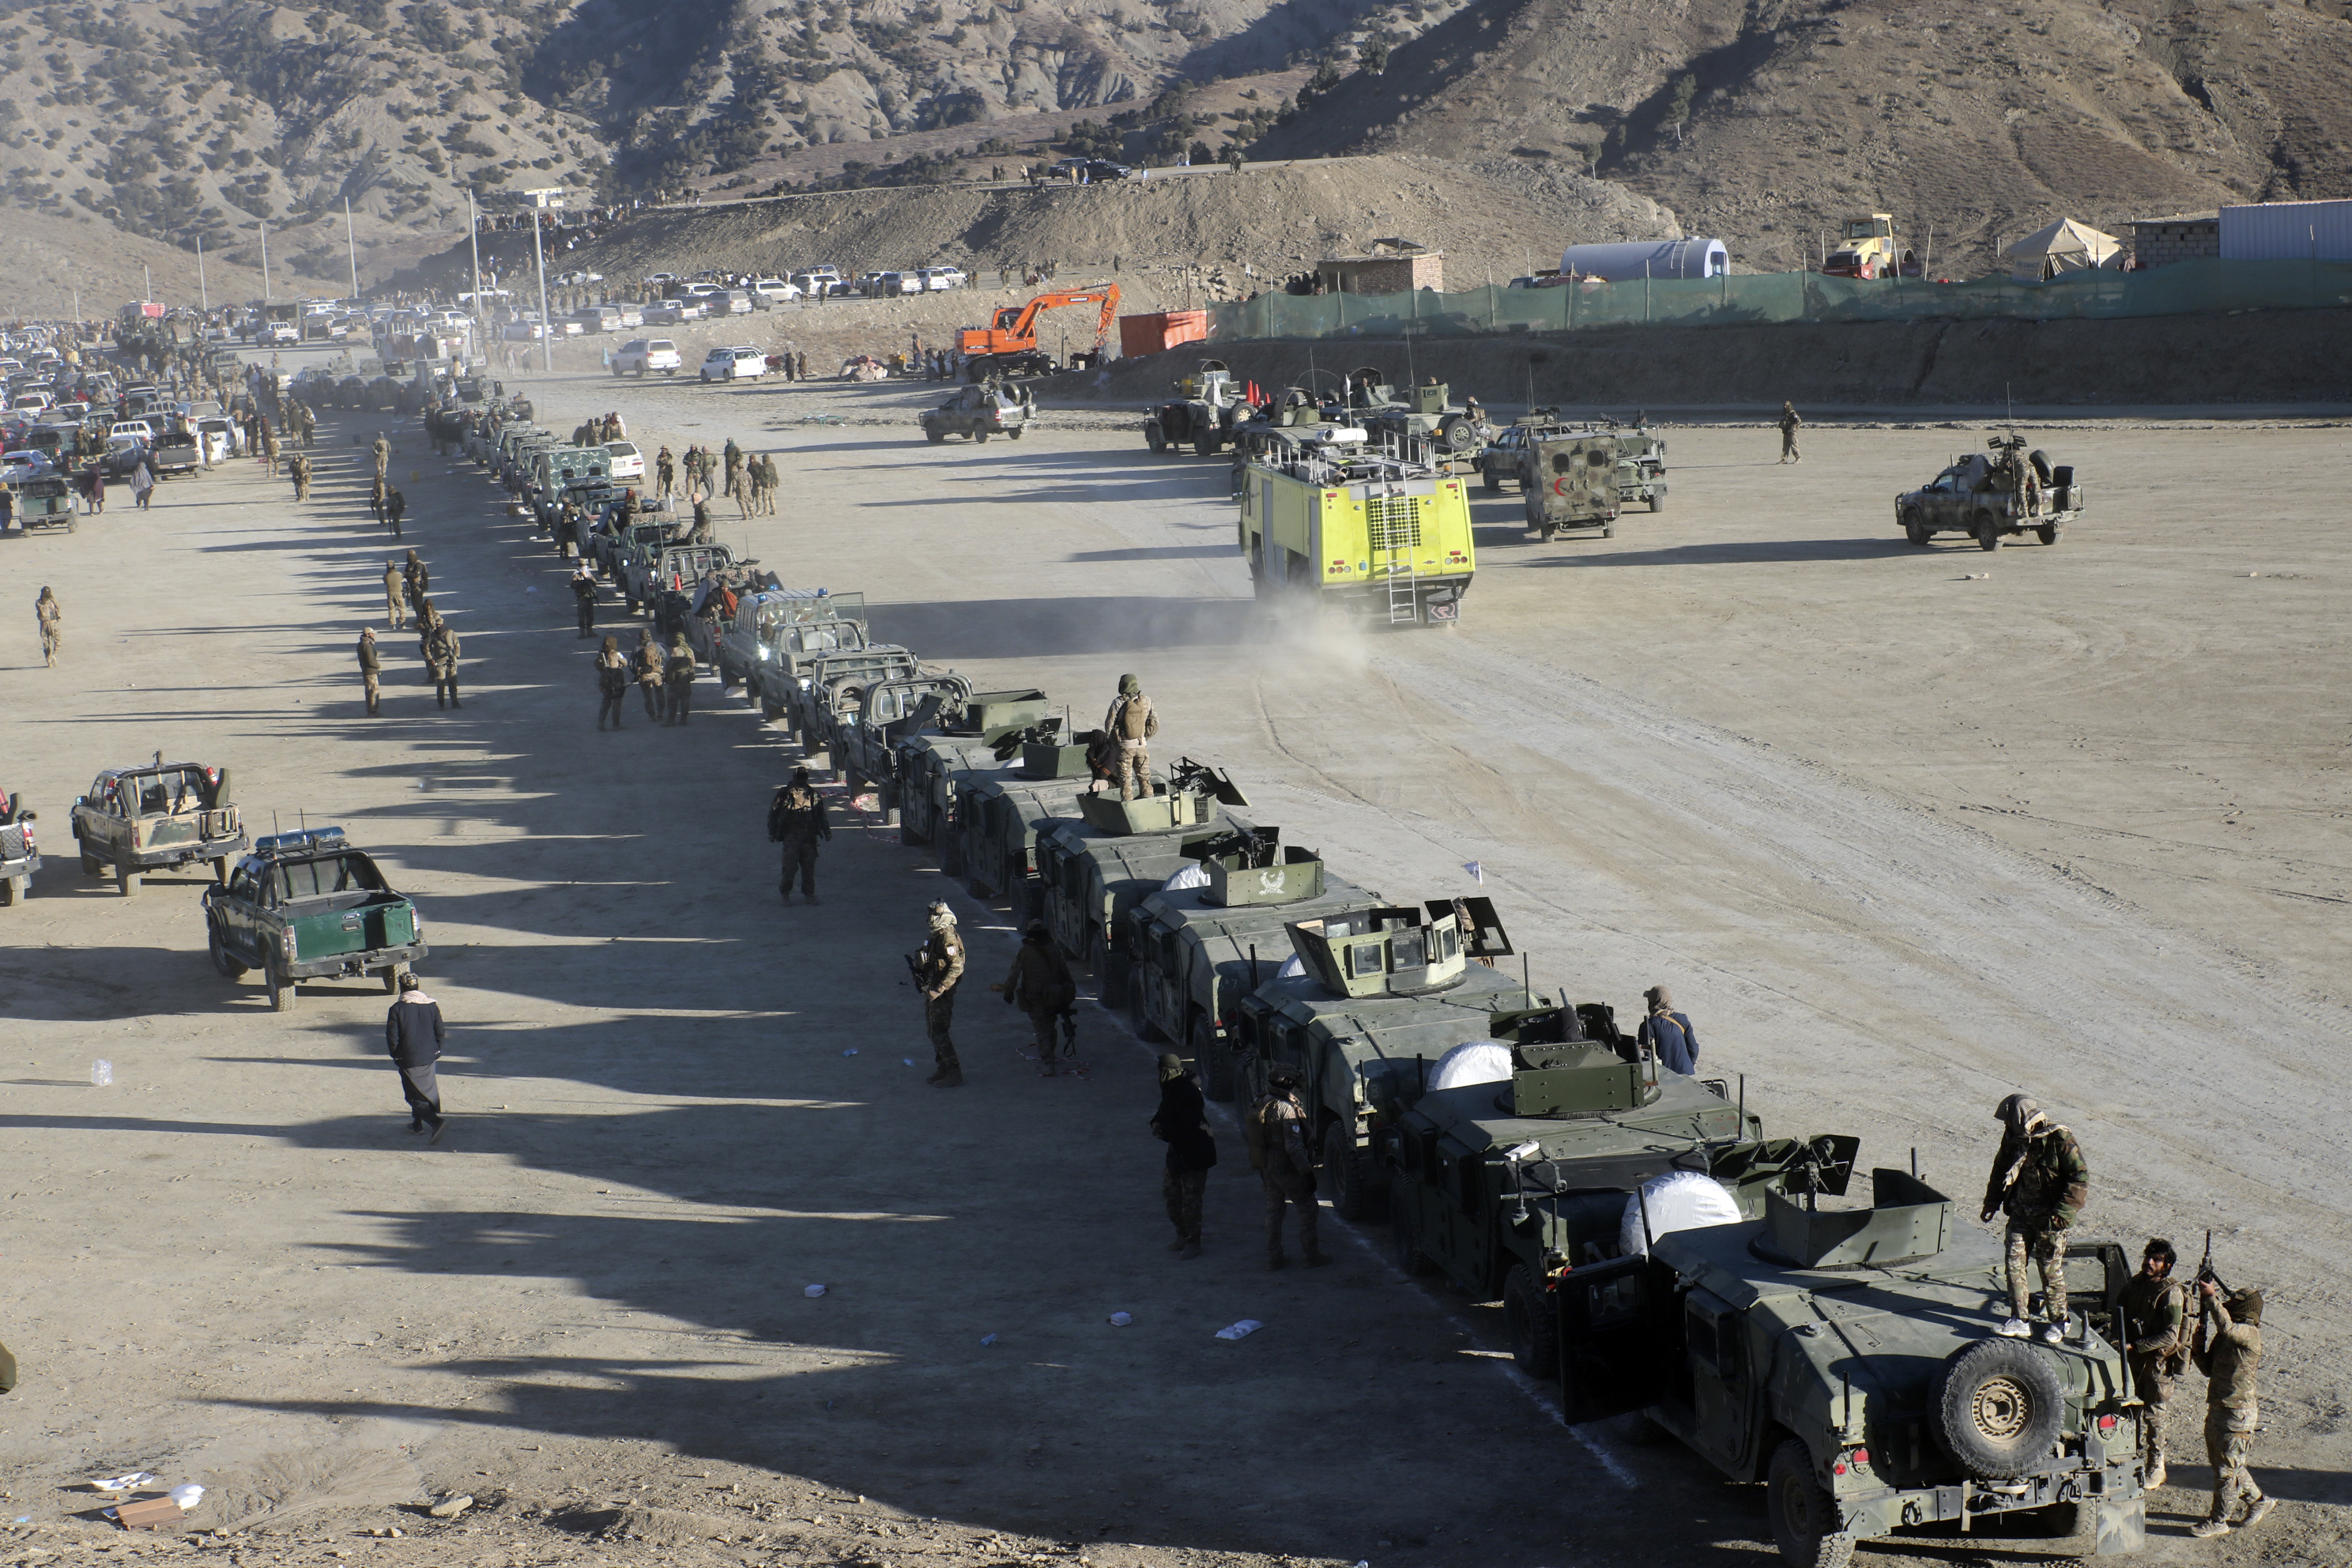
xmin=1156 ymin=1052 xmax=1185 ymax=1082
xmin=1994 ymin=1093 xmax=2041 ymax=1133
xmin=1265 ymin=1067 xmax=1301 ymax=1091
xmin=1023 ymin=918 xmax=1048 ymax=939
xmin=927 ymin=899 xmax=956 ymax=927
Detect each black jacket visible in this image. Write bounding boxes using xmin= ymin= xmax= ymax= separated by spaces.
xmin=385 ymin=996 xmax=447 ymax=1065
xmin=1152 ymin=1074 xmax=1218 ymax=1173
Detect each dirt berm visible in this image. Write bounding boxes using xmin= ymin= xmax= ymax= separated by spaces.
xmin=1056 ymin=307 xmax=2352 ymax=409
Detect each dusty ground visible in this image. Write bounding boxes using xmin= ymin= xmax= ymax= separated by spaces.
xmin=3 ymin=349 xmax=2349 ymax=1568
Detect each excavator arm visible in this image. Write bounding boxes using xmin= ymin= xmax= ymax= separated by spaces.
xmin=968 ymin=285 xmax=1121 ymax=355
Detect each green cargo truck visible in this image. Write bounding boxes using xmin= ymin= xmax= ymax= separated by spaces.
xmin=202 ymin=827 xmax=428 ymax=1013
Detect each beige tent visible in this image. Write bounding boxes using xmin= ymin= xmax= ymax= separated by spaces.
xmin=2003 ymin=218 xmax=2125 ymax=281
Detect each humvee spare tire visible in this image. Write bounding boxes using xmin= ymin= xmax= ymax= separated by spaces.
xmin=1936 ymin=1337 xmax=2064 ymax=1479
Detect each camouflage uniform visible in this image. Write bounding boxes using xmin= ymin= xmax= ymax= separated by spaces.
xmin=655 ymin=447 xmax=676 ymax=501
xmin=767 ymin=773 xmax=830 ymax=902
xmin=633 ymin=632 xmax=668 ymax=720
xmin=1247 ymin=1078 xmax=1325 ymax=1269
xmin=372 ymin=434 xmax=390 ymax=480
xmin=662 ymin=636 xmax=695 ymax=725
xmin=383 ymin=562 xmax=407 ymax=630
xmin=424 ymin=622 xmax=462 ymax=710
xmin=1105 ymin=675 xmax=1159 ymax=801
xmin=35 ymin=587 xmax=62 ymax=667
xmin=358 ymin=629 xmax=382 ymax=714
xmin=1001 ymin=922 xmax=1075 ymax=1071
xmin=2191 ymin=1287 xmax=2270 ymax=1536
xmin=1979 ymin=1095 xmax=2089 ymax=1333
xmin=290 ymin=452 xmax=311 ymax=502
xmin=915 ymin=903 xmax=966 ymax=1086
xmin=1777 ymin=401 xmax=1801 ymax=464
xmin=2121 ymin=1251 xmax=2191 ymax=1485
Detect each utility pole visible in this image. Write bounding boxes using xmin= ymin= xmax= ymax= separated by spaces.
xmin=345 ymin=196 xmax=360 ymax=300
xmin=197 ymin=236 xmax=208 ymax=311
xmin=259 ymin=220 xmax=272 ymax=304
xmin=143 ymin=262 xmax=153 ymax=306
xmin=522 ymin=187 xmax=564 ymax=375
xmin=467 ymin=189 xmax=486 ymax=364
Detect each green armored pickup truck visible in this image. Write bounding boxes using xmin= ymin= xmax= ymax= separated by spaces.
xmin=202 ymin=827 xmax=428 ymax=1012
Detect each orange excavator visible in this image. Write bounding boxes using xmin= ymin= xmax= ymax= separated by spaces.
xmin=958 ymin=284 xmax=1120 ymax=381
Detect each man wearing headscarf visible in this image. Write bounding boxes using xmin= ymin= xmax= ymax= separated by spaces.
xmin=2190 ymin=1278 xmax=2271 ymax=1537
xmin=767 ymin=765 xmax=829 ymax=903
xmin=594 ymin=635 xmax=629 ymax=729
xmin=1636 ymin=984 xmax=1698 ymax=1074
xmin=633 ymin=628 xmax=667 ymax=722
xmin=663 ymin=633 xmax=695 ymax=725
xmin=1979 ymin=1094 xmax=2090 ymax=1342
xmin=1152 ymin=1052 xmax=1216 ymax=1258
xmin=915 ymin=901 xmax=966 ymax=1087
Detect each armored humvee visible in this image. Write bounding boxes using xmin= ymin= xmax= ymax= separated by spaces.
xmin=70 ymin=758 xmax=248 ymax=895
xmin=1555 ymin=1160 xmax=2147 ymax=1566
xmin=889 ymin=692 xmax=1054 ymax=850
xmin=1344 ymin=367 xmax=1486 ymax=458
xmin=1898 ymin=434 xmax=2084 ymax=551
xmin=1385 ymin=997 xmax=1825 ymax=1364
xmin=1126 ymin=835 xmax=1372 ymax=1096
xmin=828 ymin=678 xmax=1048 ymax=824
xmin=1034 ymin=760 xmax=1251 ymax=1003
xmin=1613 ymin=424 xmax=1668 ymax=511
xmin=1232 ymin=899 xmax=1525 ymax=1219
xmin=1144 ymin=360 xmax=1250 ymax=457
xmin=956 ymin=759 xmax=1125 ymax=918
xmin=1520 ymin=431 xmax=1623 ymax=541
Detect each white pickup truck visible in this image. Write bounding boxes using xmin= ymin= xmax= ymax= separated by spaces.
xmin=612 ymin=338 xmax=684 ymax=378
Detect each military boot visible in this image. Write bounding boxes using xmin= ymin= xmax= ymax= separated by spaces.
xmin=931 ymin=1065 xmax=964 ymax=1088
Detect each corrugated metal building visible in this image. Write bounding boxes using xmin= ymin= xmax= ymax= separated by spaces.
xmin=2128 ymin=212 xmax=2218 ymax=269
xmin=1558 ymin=237 xmax=1729 ymax=281
xmin=2218 ymin=199 xmax=2352 ymax=261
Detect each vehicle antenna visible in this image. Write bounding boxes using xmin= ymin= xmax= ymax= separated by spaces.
xmin=1636 ymin=1183 xmax=1656 ymax=1252
xmin=299 ymin=810 xmax=306 ymax=832
xmin=1737 ymin=1072 xmax=1747 ymax=1136
xmin=1911 ymin=1146 xmax=1920 ymax=1180
xmin=1521 ymin=951 xmax=1531 ymax=1004
xmin=1249 ymin=942 xmax=1259 ymax=992
xmin=273 ymin=811 xmax=281 ymax=838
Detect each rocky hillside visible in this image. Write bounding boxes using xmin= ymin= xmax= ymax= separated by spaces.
xmin=1247 ymin=0 xmax=2352 ymax=273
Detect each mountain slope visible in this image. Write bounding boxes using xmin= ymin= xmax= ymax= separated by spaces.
xmin=1250 ymin=0 xmax=2352 ymax=273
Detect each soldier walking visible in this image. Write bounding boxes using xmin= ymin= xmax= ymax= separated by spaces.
xmin=357 ymin=626 xmax=382 ymax=715
xmin=35 ymin=586 xmax=62 ymax=667
xmin=594 ymin=635 xmax=628 ymax=729
xmin=2190 ymin=1276 xmax=2271 ymax=1537
xmin=655 ymin=444 xmax=676 ymax=501
xmin=1000 ymin=919 xmax=1076 ymax=1072
xmin=662 ymin=633 xmax=695 ymax=724
xmin=1105 ymin=673 xmax=1160 ymax=801
xmin=259 ymin=420 xmax=279 ymax=478
xmin=760 ymin=454 xmax=782 ymax=515
xmin=1777 ymin=400 xmax=1802 ymax=464
xmin=385 ymin=485 xmax=406 ymax=539
xmin=1978 ymin=1094 xmax=2089 ymax=1342
xmin=424 ymin=616 xmax=462 ymax=710
xmin=633 ymin=628 xmax=668 ymax=722
xmin=571 ymin=562 xmax=598 ymax=638
xmin=370 ymin=473 xmax=388 ymax=526
xmin=372 ymin=432 xmax=391 ymax=481
xmin=384 ymin=971 xmax=447 ymax=1142
xmin=383 ymin=559 xmax=407 ymax=630
xmin=289 ymin=451 xmax=311 ymax=502
xmin=1152 ymin=1051 xmax=1216 ymax=1258
xmin=766 ymin=765 xmax=831 ymax=903
xmin=2120 ymin=1238 xmax=2191 ymax=1489
xmin=722 ymin=438 xmax=743 ymax=503
xmin=1247 ymin=1067 xmax=1327 ymax=1269
xmin=914 ymin=901 xmax=967 ymax=1086
xmin=402 ymin=550 xmax=429 ymax=615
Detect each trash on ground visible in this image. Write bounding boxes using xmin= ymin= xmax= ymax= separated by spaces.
xmin=979 ymin=1333 xmax=998 ymax=1346
xmin=168 ymin=1485 xmax=204 ymax=1511
xmin=804 ymin=1284 xmax=827 ymax=1298
xmin=1214 ymin=1319 xmax=1264 ymax=1340
xmin=91 ymin=1472 xmax=155 ymax=1492
xmin=1108 ymin=1312 xmax=1133 ymax=1327
xmin=112 ymin=1497 xmax=183 ymax=1531
xmin=90 ymin=1060 xmax=113 ymax=1087
xmin=842 ymin=1048 xmax=859 ymax=1056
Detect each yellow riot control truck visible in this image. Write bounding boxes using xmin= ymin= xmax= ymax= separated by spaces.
xmin=1236 ymin=427 xmax=1475 ymax=626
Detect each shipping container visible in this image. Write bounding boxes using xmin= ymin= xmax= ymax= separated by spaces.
xmin=2218 ymin=199 xmax=2352 ymax=262
xmin=1118 ymin=310 xmax=1209 ymax=357
xmin=1557 ymin=237 xmax=1729 ymax=281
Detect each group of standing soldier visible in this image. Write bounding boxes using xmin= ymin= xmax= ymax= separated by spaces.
xmin=362 ymin=549 xmax=460 ymax=710
xmin=1978 ymin=1094 xmax=2272 ymax=1537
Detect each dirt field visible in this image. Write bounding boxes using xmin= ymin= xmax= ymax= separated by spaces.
xmin=3 ymin=353 xmax=2348 ymax=1568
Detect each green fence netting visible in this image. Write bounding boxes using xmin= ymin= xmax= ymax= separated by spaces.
xmin=1208 ymin=258 xmax=2352 ymax=341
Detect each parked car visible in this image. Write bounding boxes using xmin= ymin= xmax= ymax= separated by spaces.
xmin=700 ymin=345 xmax=768 ymax=383
xmin=70 ymin=759 xmax=248 ymax=896
xmin=612 ymin=339 xmax=684 ymax=377
xmin=642 ymin=300 xmax=699 ymax=325
xmin=605 ymin=440 xmax=646 ymax=481
xmin=922 ymin=382 xmax=1031 ymax=443
xmin=749 ymin=278 xmax=802 ymax=306
xmin=612 ymin=303 xmax=645 ymax=329
xmin=918 ymin=266 xmax=968 ymax=291
xmin=571 ymin=307 xmax=621 ymax=334
xmin=0 ymin=449 xmax=50 ymax=483
xmin=714 ymin=289 xmax=755 ymax=316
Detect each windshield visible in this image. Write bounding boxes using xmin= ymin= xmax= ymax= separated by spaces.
xmin=269 ymin=854 xmax=386 ymax=901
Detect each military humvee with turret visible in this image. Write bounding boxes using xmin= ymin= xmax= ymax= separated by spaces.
xmin=1126 ymin=835 xmax=1373 ymax=1097
xmin=1555 ymin=1156 xmax=2147 ymax=1566
xmin=1035 ymin=760 xmax=1250 ymax=1003
xmin=1232 ymin=899 xmax=1525 ymax=1219
xmin=1344 ymin=366 xmax=1486 ymax=459
xmin=891 ymin=695 xmax=1055 ymax=857
xmin=1144 ymin=360 xmax=1251 ymax=457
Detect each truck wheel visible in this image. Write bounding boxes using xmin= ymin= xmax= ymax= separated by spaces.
xmin=2036 ymin=524 xmax=2060 ymax=546
xmin=1144 ymin=422 xmax=1167 ymax=454
xmin=1502 ymin=1264 xmax=1559 ymax=1380
xmin=1193 ymin=432 xmax=1217 ymax=458
xmin=0 ymin=874 xmax=17 ymax=906
xmin=1976 ymin=515 xmax=2003 ymax=552
xmin=940 ymin=825 xmax=966 ymax=878
xmin=116 ymin=861 xmax=140 ymax=897
xmin=878 ymin=782 xmax=901 ymax=829
xmin=212 ymin=857 xmax=229 ymax=883
xmin=611 ymin=364 xmax=623 ymax=378
xmin=926 ymin=427 xmax=945 ymax=443
xmin=1480 ymin=466 xmax=1498 ymax=493
xmin=208 ymin=929 xmax=248 ymax=978
xmin=974 ymin=429 xmax=989 ymax=443
xmin=1935 ymin=1337 xmax=2064 ymax=1479
xmin=1768 ymin=1439 xmax=1857 ymax=1568
xmin=1006 ymin=427 xmax=1023 ymax=440
xmin=1904 ymin=510 xmax=1929 ymax=547
xmin=1196 ymin=1019 xmax=1235 ymax=1102
xmin=1602 ymin=522 xmax=1615 ymax=538
xmin=267 ymin=960 xmax=296 ymax=1012
xmin=1321 ymin=1119 xmax=1382 ymax=1222
xmin=81 ymin=852 xmax=100 ymax=876
xmin=380 ymin=963 xmax=410 ymax=993
xmin=1392 ymin=1212 xmax=1437 ymax=1277
xmin=760 ymin=695 xmax=784 ymax=722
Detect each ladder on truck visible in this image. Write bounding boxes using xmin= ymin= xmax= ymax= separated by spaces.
xmin=1369 ymin=477 xmax=1421 ymax=625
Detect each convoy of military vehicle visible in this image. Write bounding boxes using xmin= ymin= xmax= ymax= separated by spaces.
xmin=10 ymin=345 xmax=2124 ymax=1566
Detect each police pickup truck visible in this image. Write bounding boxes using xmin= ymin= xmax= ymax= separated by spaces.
xmin=202 ymin=827 xmax=428 ymax=1012
xmin=0 ymin=788 xmax=38 ymax=906
xmin=70 ymin=757 xmax=248 ymax=895
xmin=719 ymin=588 xmax=870 ymax=723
